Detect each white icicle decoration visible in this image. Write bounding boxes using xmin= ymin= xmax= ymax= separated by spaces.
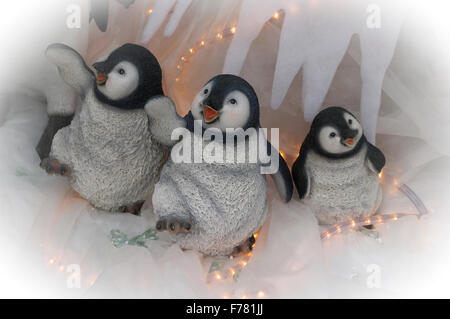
xmin=141 ymin=0 xmax=193 ymax=43
xmin=223 ymin=0 xmax=404 ymax=143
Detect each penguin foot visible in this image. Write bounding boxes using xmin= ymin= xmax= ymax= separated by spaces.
xmin=357 ymin=224 xmax=380 ymax=240
xmin=118 ymin=201 xmax=144 ymax=216
xmin=40 ymin=157 xmax=71 ymax=176
xmin=155 ymin=216 xmax=192 ymax=235
xmin=232 ymin=235 xmax=256 ymax=256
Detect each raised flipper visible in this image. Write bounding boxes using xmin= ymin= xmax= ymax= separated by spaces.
xmin=292 ymin=135 xmax=312 ymax=199
xmin=264 ymin=140 xmax=293 ymax=203
xmin=144 ymin=96 xmax=186 ymax=147
xmin=366 ymin=142 xmax=386 ymax=174
xmin=45 ymin=43 xmax=94 ymax=98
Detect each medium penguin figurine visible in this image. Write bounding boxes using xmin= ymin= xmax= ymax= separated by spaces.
xmin=145 ymin=74 xmax=293 ymax=256
xmin=42 ymin=43 xmax=172 ymax=214
xmin=292 ymin=106 xmax=386 ymax=225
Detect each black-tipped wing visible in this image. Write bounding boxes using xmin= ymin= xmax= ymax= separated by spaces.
xmin=366 ymin=142 xmax=386 ymax=173
xmin=292 ymin=136 xmax=311 ymax=199
xmin=46 ymin=43 xmax=94 ymax=97
xmin=265 ymin=141 xmax=293 ymax=203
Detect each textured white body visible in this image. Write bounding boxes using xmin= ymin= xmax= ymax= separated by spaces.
xmin=152 ymin=132 xmax=268 ymax=256
xmin=303 ymin=144 xmax=382 ymax=225
xmin=51 ymin=89 xmax=165 ymax=211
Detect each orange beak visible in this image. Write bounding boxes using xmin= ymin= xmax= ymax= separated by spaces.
xmin=96 ymin=73 xmax=107 ymax=85
xmin=344 ymin=138 xmax=354 ymax=146
xmin=203 ymin=105 xmax=219 ymax=123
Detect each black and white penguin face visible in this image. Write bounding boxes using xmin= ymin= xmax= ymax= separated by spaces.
xmin=311 ymin=107 xmax=364 ymax=157
xmin=95 ymin=61 xmax=140 ymax=100
xmin=93 ymin=43 xmax=163 ymax=110
xmin=190 ymin=74 xmax=259 ymax=132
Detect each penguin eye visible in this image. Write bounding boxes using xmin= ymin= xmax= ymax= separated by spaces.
xmin=348 ymin=119 xmax=353 ymax=125
xmin=229 ymin=98 xmax=237 ymax=105
xmin=329 ymin=132 xmax=336 ymax=138
xmin=203 ymin=89 xmax=209 ymax=94
xmin=118 ymin=68 xmax=125 ymax=75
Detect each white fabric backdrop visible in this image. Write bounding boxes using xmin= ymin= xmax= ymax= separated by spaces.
xmin=1 ymin=0 xmax=450 ymax=298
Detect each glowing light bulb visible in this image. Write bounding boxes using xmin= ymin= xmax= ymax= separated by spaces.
xmin=393 ymin=215 xmax=398 ymax=221
xmin=147 ymin=9 xmax=153 ymax=15
xmin=241 ymin=294 xmax=248 ymax=299
xmin=378 ymin=171 xmax=383 ymax=179
xmin=350 ymin=220 xmax=356 ymax=227
xmin=181 ymin=56 xmax=185 ymax=61
xmin=258 ymin=291 xmax=265 ymax=298
xmin=59 ymin=265 xmax=64 ymax=271
xmin=200 ymin=40 xmax=205 ymax=46
xmin=336 ymin=226 xmax=341 ymax=233
xmin=325 ymin=232 xmax=331 ymax=239
xmin=176 ymin=65 xmax=181 ymax=69
xmin=253 ymin=233 xmax=259 ymax=239
xmin=215 ymin=273 xmax=222 ymax=280
xmin=230 ymin=26 xmax=236 ymax=34
xmin=240 ymin=260 xmax=248 ymax=267
xmin=229 ymin=268 xmax=236 ymax=276
xmin=366 ymin=218 xmax=371 ymax=225
xmin=49 ymin=258 xmax=55 ymax=265
xmin=273 ymin=11 xmax=280 ymax=19
xmin=216 ymin=33 xmax=223 ymax=39
xmin=189 ymin=48 xmax=194 ymax=54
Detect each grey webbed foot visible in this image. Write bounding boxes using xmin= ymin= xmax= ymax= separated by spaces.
xmin=40 ymin=157 xmax=72 ymax=176
xmin=156 ymin=216 xmax=192 ymax=235
xmin=232 ymin=235 xmax=256 ymax=256
xmin=118 ymin=201 xmax=144 ymax=216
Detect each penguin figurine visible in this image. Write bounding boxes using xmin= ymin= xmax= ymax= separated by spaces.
xmin=292 ymin=106 xmax=386 ymax=225
xmin=41 ymin=43 xmax=171 ymax=214
xmin=145 ymin=74 xmax=293 ymax=256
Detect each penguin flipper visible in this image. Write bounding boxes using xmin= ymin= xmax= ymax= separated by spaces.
xmin=46 ymin=43 xmax=94 ymax=97
xmin=292 ymin=137 xmax=311 ymax=199
xmin=145 ymin=96 xmax=186 ymax=147
xmin=265 ymin=141 xmax=293 ymax=203
xmin=366 ymin=142 xmax=386 ymax=174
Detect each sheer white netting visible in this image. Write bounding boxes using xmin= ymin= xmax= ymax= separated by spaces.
xmin=1 ymin=0 xmax=450 ymax=297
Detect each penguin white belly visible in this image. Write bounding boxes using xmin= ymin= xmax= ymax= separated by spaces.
xmin=51 ymin=90 xmax=165 ymax=211
xmin=304 ymin=145 xmax=382 ymax=225
xmin=152 ymin=135 xmax=267 ymax=256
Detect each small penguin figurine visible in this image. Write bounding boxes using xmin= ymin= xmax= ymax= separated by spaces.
xmin=292 ymin=106 xmax=386 ymax=225
xmin=42 ymin=43 xmax=172 ymax=214
xmin=145 ymin=74 xmax=293 ymax=256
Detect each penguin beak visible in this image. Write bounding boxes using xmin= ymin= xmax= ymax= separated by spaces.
xmin=96 ymin=73 xmax=108 ymax=86
xmin=93 ymin=62 xmax=108 ymax=86
xmin=202 ymin=104 xmax=220 ymax=123
xmin=343 ymin=138 xmax=355 ymax=147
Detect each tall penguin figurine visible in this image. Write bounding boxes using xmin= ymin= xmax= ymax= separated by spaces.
xmin=42 ymin=43 xmax=173 ymax=214
xmin=145 ymin=74 xmax=293 ymax=256
xmin=292 ymin=106 xmax=385 ymax=225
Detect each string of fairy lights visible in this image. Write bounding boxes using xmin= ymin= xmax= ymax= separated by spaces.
xmin=170 ymin=10 xmax=282 ymax=86
xmin=42 ymin=8 xmax=428 ymax=299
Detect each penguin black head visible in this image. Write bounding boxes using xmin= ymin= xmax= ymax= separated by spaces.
xmin=92 ymin=43 xmax=163 ymax=110
xmin=190 ymin=74 xmax=260 ymax=132
xmin=308 ymin=106 xmax=365 ymax=158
